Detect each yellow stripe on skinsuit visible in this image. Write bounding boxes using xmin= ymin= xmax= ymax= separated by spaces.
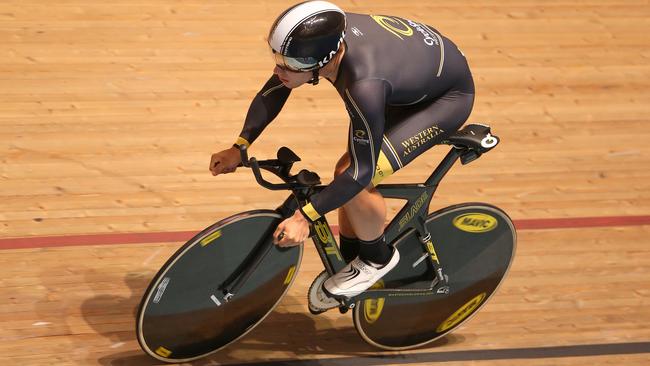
xmin=383 ymin=135 xmax=404 ymax=169
xmin=372 ymin=151 xmax=395 ymax=186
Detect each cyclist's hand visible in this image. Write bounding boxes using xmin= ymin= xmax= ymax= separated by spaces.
xmin=274 ymin=210 xmax=310 ymax=247
xmin=209 ymin=146 xmax=241 ymax=176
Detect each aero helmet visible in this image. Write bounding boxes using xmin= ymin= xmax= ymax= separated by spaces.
xmin=268 ymin=1 xmax=346 ymax=83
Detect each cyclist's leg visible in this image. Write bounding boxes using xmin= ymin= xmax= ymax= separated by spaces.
xmin=325 ymin=87 xmax=475 ymax=298
xmin=335 ymin=88 xmax=474 ymax=263
xmin=334 ymin=154 xmax=355 ymax=239
xmin=333 ymin=155 xmax=387 ymax=242
xmin=334 ymin=153 xmax=387 ymax=263
xmin=372 ymin=89 xmax=475 ymax=186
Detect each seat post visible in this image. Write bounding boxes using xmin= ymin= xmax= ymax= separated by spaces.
xmin=424 ymin=147 xmax=462 ymax=187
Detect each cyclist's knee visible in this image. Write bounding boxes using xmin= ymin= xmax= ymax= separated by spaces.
xmin=334 ymin=153 xmax=379 ymax=193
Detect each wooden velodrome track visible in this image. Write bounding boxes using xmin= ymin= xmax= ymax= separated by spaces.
xmin=1 ymin=0 xmax=649 ymax=365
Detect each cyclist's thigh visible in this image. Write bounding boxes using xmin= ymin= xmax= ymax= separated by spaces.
xmin=372 ymin=90 xmax=474 ymax=186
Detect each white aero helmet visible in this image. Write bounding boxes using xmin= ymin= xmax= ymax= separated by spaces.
xmin=268 ymin=1 xmax=346 ymax=80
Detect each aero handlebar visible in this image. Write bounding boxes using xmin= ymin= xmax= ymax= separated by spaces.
xmin=238 ymin=145 xmax=320 ymax=191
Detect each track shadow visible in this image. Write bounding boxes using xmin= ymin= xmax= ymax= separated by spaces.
xmin=79 ymin=270 xmax=154 ymax=365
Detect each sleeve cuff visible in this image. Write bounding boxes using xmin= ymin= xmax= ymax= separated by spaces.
xmin=234 ymin=137 xmax=250 ymax=148
xmin=300 ymin=202 xmax=321 ymax=222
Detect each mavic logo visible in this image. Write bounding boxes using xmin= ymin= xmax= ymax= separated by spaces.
xmin=453 ymin=213 xmax=498 ymax=233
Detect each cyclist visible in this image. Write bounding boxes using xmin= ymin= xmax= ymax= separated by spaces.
xmin=209 ymin=1 xmax=474 ymax=299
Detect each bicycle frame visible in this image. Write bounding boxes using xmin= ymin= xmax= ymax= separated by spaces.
xmin=302 ymin=147 xmax=464 ymax=306
xmin=223 ymin=145 xmax=466 ymax=306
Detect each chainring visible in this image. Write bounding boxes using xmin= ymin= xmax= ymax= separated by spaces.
xmin=307 ymin=270 xmax=341 ymax=314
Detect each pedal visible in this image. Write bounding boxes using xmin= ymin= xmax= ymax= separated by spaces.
xmin=307 ymin=271 xmax=341 ymax=315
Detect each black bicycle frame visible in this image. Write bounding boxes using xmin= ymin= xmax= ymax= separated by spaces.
xmin=306 ymin=147 xmax=463 ymax=306
xmin=222 ymin=146 xmax=463 ymax=305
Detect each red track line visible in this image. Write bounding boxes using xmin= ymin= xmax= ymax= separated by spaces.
xmin=1 ymin=215 xmax=649 ymax=251
xmin=513 ymin=215 xmax=650 ymax=230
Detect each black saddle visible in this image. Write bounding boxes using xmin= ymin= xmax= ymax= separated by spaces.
xmin=443 ymin=123 xmax=499 ymax=164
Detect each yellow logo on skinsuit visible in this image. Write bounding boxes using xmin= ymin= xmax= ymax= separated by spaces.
xmin=370 ymin=15 xmax=413 ymax=40
xmin=453 ymin=213 xmax=498 ymax=233
xmin=436 ymin=292 xmax=486 ymax=333
xmin=363 ymin=280 xmax=385 ymax=324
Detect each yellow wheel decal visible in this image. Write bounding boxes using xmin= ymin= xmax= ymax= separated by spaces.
xmin=363 ymin=280 xmax=386 ymax=324
xmin=437 ymin=292 xmax=486 ymax=333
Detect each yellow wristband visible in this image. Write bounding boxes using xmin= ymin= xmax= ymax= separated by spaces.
xmin=234 ymin=137 xmax=250 ymax=148
xmin=301 ymin=202 xmax=321 ymax=222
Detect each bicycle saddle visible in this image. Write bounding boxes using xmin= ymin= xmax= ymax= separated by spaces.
xmin=445 ymin=124 xmax=499 ymax=164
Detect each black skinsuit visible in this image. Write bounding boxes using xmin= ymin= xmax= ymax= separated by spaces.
xmin=235 ymin=13 xmax=474 ymax=221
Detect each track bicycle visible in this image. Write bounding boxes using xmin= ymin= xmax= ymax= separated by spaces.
xmin=135 ymin=123 xmax=516 ymax=363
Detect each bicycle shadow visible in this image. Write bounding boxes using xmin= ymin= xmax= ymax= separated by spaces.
xmin=79 ymin=270 xmax=151 ymax=364
xmin=82 ymin=270 xmax=463 ymax=366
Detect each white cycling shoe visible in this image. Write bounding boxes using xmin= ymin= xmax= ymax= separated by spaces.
xmin=322 ymin=247 xmax=400 ymax=299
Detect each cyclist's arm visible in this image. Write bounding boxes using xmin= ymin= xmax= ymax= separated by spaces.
xmin=235 ymin=74 xmax=291 ymax=147
xmin=300 ymin=78 xmax=390 ymax=221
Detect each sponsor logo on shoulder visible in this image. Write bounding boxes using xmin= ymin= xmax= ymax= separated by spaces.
xmin=351 ymin=27 xmax=364 ymax=37
xmin=453 ymin=213 xmax=498 ymax=233
xmin=406 ymin=19 xmax=440 ymax=47
xmin=370 ymin=15 xmax=413 ymax=40
xmin=370 ymin=15 xmax=441 ymax=47
xmin=353 ymin=129 xmax=370 ymax=145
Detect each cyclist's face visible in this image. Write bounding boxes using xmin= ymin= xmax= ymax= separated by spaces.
xmin=274 ymin=65 xmax=312 ymax=88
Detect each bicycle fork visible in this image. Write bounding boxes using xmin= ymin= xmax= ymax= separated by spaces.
xmin=218 ymin=194 xmax=315 ymax=303
xmin=219 ymin=225 xmax=276 ymax=302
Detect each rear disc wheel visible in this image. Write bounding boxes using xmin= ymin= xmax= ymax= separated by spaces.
xmin=353 ymin=204 xmax=516 ymax=350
